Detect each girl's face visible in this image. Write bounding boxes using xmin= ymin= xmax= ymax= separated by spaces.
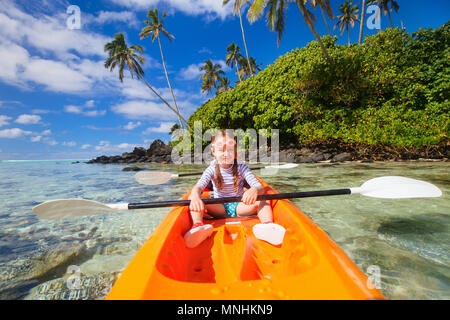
xmin=211 ymin=135 xmax=236 ymax=166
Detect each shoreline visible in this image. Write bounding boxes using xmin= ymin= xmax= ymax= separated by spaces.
xmin=86 ymin=138 xmax=449 ymax=166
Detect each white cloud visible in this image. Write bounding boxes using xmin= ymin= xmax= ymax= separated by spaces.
xmin=109 ymin=0 xmax=234 ymax=20
xmin=86 ymin=10 xmax=140 ymax=28
xmin=0 ymin=2 xmax=119 ymax=94
xmin=30 ymin=135 xmax=42 ymax=142
xmin=15 ymin=114 xmax=42 ymax=125
xmin=0 ymin=128 xmax=33 ymax=138
xmin=0 ymin=41 xmax=96 ymax=93
xmin=25 ymin=57 xmax=93 ymax=93
xmin=0 ymin=2 xmax=109 ymax=59
xmin=94 ymin=140 xmax=142 ymax=153
xmin=111 ymin=100 xmax=178 ymax=121
xmin=81 ymin=144 xmax=92 ymax=149
xmin=142 ymin=122 xmax=175 ymax=134
xmin=123 ymin=121 xmax=142 ymax=130
xmin=62 ymin=141 xmax=77 ymax=147
xmin=0 ymin=115 xmax=12 ymax=127
xmin=64 ymin=100 xmax=106 ymax=117
xmin=43 ymin=137 xmax=58 ymax=146
xmin=178 ymin=63 xmax=204 ymax=81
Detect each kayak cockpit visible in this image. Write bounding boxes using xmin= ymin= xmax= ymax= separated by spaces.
xmin=155 ymin=200 xmax=319 ymax=284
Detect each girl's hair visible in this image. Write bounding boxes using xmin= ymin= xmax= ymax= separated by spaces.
xmin=211 ymin=130 xmax=239 ymax=192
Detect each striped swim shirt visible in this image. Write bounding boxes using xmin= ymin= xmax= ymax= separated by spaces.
xmin=196 ymin=160 xmax=262 ymax=198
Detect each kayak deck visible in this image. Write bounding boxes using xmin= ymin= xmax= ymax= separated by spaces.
xmin=106 ymin=180 xmax=385 ymax=300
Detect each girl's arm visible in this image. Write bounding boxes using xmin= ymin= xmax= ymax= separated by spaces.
xmin=188 ymin=185 xmax=204 ymax=199
xmin=189 ymin=165 xmax=214 ymax=212
xmin=241 ymin=164 xmax=264 ymax=204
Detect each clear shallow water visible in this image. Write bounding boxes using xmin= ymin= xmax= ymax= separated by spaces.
xmin=0 ymin=160 xmax=448 ymax=299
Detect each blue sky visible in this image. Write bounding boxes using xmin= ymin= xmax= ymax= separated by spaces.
xmin=0 ymin=0 xmax=448 ymax=160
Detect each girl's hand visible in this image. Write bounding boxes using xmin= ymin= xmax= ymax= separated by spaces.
xmin=189 ymin=194 xmax=205 ymax=213
xmin=242 ymin=187 xmax=258 ymax=205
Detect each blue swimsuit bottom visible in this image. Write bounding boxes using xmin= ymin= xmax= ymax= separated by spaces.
xmin=209 ymin=193 xmax=239 ymax=217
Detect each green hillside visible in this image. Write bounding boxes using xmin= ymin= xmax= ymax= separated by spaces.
xmin=188 ymin=23 xmax=449 ymax=148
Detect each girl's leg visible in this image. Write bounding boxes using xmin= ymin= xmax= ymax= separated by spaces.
xmin=204 ymin=203 xmax=227 ymax=219
xmin=188 ymin=196 xmax=226 ymax=221
xmin=236 ymin=200 xmax=272 ymax=223
xmin=190 ymin=210 xmax=204 ymax=225
xmin=256 ymin=200 xmax=273 ymax=223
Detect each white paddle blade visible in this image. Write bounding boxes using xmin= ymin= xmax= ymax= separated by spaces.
xmin=32 ymin=199 xmax=123 ymax=220
xmin=134 ymin=171 xmax=174 ymax=185
xmin=356 ymin=176 xmax=442 ymax=199
xmin=264 ymin=163 xmax=299 ymax=169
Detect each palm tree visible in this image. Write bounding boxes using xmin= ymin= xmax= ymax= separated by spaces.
xmin=140 ymin=8 xmax=184 ymax=129
xmin=370 ymin=0 xmax=399 ymax=28
xmin=240 ymin=56 xmax=262 ymax=78
xmin=104 ymin=33 xmax=190 ymax=131
xmin=358 ymin=0 xmax=367 ymax=44
xmin=310 ymin=0 xmax=334 ymax=37
xmin=226 ymin=43 xmax=245 ymax=82
xmin=335 ymin=0 xmax=360 ymax=46
xmin=223 ymin=0 xmax=253 ymax=75
xmin=217 ymin=77 xmax=232 ymax=94
xmin=248 ymin=0 xmax=332 ymax=64
xmin=199 ymin=60 xmax=226 ymax=95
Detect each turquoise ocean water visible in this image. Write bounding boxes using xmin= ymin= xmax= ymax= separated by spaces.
xmin=0 ymin=160 xmax=448 ymax=299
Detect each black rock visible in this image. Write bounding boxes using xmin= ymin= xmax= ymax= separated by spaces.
xmin=122 ymin=167 xmax=145 ymax=172
xmin=332 ymin=152 xmax=352 ymax=162
xmin=132 ymin=147 xmax=147 ymax=157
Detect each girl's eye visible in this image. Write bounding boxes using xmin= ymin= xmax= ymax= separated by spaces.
xmin=214 ymin=139 xmax=235 ymax=148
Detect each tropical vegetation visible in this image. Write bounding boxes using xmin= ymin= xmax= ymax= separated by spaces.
xmin=188 ymin=24 xmax=449 ymax=148
xmin=105 ymin=1 xmax=448 ymax=151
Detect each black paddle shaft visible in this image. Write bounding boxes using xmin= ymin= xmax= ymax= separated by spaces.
xmin=127 ymin=189 xmax=352 ymax=210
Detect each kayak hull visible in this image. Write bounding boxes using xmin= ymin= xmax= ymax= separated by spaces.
xmin=106 ymin=179 xmax=385 ymax=300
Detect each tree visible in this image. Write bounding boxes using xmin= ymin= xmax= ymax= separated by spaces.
xmin=240 ymin=56 xmax=262 ymax=79
xmin=226 ymin=43 xmax=245 ymax=82
xmin=199 ymin=60 xmax=226 ymax=95
xmin=335 ymin=0 xmax=360 ymax=46
xmin=310 ymin=0 xmax=334 ymax=37
xmin=248 ymin=0 xmax=333 ymax=64
xmin=223 ymin=0 xmax=254 ymax=75
xmin=217 ymin=77 xmax=232 ymax=94
xmin=140 ymin=9 xmax=184 ymax=129
xmin=358 ymin=0 xmax=367 ymax=44
xmin=104 ymin=33 xmax=190 ymax=131
xmin=371 ymin=0 xmax=400 ymax=28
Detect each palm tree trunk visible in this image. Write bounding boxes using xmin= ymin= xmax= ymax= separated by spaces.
xmin=297 ymin=3 xmax=332 ymax=64
xmin=348 ymin=26 xmax=350 ymax=46
xmin=157 ymin=36 xmax=184 ymax=130
xmin=136 ymin=73 xmax=191 ymax=132
xmin=238 ymin=6 xmax=253 ymax=76
xmin=319 ymin=6 xmax=332 ymax=37
xmin=359 ymin=0 xmax=366 ymax=44
xmin=235 ymin=58 xmax=242 ymax=82
xmin=387 ymin=10 xmax=393 ymax=28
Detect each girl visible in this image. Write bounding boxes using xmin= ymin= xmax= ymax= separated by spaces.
xmin=184 ymin=130 xmax=286 ymax=248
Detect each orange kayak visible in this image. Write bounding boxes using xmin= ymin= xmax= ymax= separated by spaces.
xmin=106 ymin=178 xmax=385 ymax=300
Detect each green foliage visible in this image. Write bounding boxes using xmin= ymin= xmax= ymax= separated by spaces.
xmin=188 ymin=23 xmax=449 ymax=147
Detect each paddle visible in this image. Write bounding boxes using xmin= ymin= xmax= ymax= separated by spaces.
xmin=134 ymin=163 xmax=299 ymax=185
xmin=32 ymin=176 xmax=442 ymax=220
